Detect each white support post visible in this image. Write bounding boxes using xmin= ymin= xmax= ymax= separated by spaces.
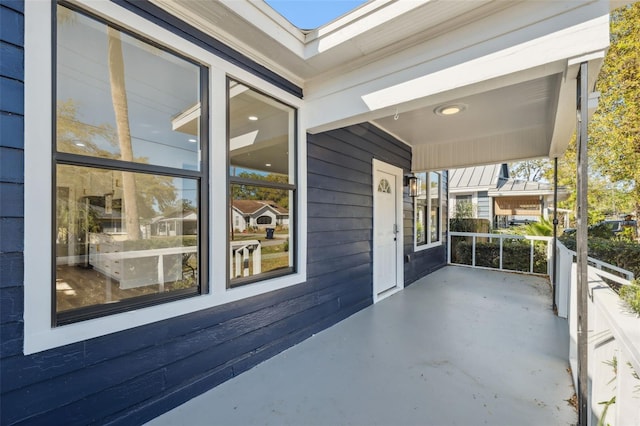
xmin=158 ymin=254 xmax=165 ymax=292
xmin=530 ymin=239 xmax=535 ymax=273
xmin=252 ymin=244 xmax=261 ymax=275
xmin=242 ymin=246 xmax=250 ymax=277
xmin=235 ymin=249 xmax=241 ymax=278
xmin=472 ymin=235 xmax=476 ymax=267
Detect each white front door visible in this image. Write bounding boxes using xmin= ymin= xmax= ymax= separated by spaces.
xmin=372 ymin=159 xmax=403 ymax=302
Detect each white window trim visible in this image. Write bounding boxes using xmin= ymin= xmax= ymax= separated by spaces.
xmin=24 ymin=0 xmax=307 ymax=354
xmin=414 ymin=171 xmax=443 ymax=252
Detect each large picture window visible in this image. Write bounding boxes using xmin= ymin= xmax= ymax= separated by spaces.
xmin=228 ymin=80 xmax=296 ymax=287
xmin=415 ymin=171 xmax=442 ymax=248
xmin=54 ymin=4 xmax=208 ymax=324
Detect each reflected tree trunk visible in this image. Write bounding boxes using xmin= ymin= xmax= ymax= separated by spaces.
xmin=107 ymin=27 xmax=140 ymax=240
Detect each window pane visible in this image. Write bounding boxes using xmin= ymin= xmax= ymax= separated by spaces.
xmin=56 ymin=5 xmax=202 ymax=171
xmin=55 ymin=164 xmax=199 ymax=314
xmin=430 ymin=172 xmax=441 ymax=243
xmin=228 ymin=81 xmax=294 ymax=183
xmin=229 ymin=185 xmax=293 ymax=286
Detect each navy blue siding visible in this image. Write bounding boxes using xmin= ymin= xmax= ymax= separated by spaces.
xmin=0 ymin=0 xmax=25 ymax=381
xmin=308 ymin=123 xmax=446 ymax=292
xmin=0 ymin=2 xmax=445 ymax=423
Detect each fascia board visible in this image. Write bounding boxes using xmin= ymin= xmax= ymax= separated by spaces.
xmin=303 ymin=0 xmax=429 ymax=59
xmin=549 ymin=52 xmax=606 ymax=158
xmin=218 ymin=0 xmax=306 ymax=46
xmin=151 ymin=0 xmax=307 ymax=86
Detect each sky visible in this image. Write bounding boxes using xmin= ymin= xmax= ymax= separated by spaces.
xmin=265 ymin=0 xmax=368 ymax=29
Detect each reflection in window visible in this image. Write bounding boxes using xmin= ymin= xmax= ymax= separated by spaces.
xmin=228 ymin=80 xmax=296 ymax=286
xmin=54 ymin=5 xmax=207 ymax=324
xmin=56 ymin=4 xmax=201 ymax=171
xmin=415 ymin=171 xmax=442 ymax=247
xmin=256 ymin=216 xmax=272 ymax=225
xmin=429 ymin=172 xmax=440 ymax=243
xmin=56 ymin=166 xmax=199 ymax=315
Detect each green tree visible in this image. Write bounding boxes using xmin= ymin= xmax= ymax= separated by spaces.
xmin=232 ymin=172 xmax=290 ymax=209
xmin=545 ymin=3 xmax=640 ymax=224
xmin=545 ymin=4 xmax=640 ymax=226
xmin=550 ymin=136 xmax=629 ymax=226
xmin=108 ymin=27 xmax=141 ymax=240
xmin=510 ymin=159 xmax=551 ymax=182
xmin=589 ymin=3 xmax=640 ymax=219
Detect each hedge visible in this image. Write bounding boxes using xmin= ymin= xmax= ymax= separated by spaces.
xmin=559 ymin=236 xmax=640 ymax=278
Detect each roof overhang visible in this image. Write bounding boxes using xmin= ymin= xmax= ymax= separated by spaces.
xmin=151 ymin=0 xmax=630 ymax=170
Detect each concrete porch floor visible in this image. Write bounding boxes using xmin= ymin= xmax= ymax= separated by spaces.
xmin=147 ymin=266 xmax=577 ymax=426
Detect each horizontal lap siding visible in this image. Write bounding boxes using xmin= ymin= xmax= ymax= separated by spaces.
xmin=307 ymin=123 xmax=412 ymax=310
xmin=1 ymin=2 xmax=445 ymax=422
xmin=0 ymin=2 xmax=25 ymax=376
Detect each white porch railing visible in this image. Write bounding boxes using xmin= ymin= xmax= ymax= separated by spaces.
xmin=229 ymin=240 xmax=261 ymax=278
xmin=448 ymin=231 xmax=552 ymax=275
xmin=448 ymin=232 xmax=640 ymax=426
xmin=554 ymin=241 xmax=639 ymax=426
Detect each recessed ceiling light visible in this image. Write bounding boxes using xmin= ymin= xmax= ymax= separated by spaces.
xmin=434 ymin=104 xmax=467 ymax=116
xmin=188 ymin=138 xmax=197 ymax=143
xmin=265 ymin=163 xmax=272 ymax=167
xmin=75 ymin=142 xmax=86 ymax=147
xmin=248 ymin=116 xmax=258 ymax=121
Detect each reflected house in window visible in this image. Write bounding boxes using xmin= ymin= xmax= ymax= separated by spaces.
xmin=232 ymin=200 xmax=289 ymax=232
xmin=151 ymin=211 xmax=198 ymax=237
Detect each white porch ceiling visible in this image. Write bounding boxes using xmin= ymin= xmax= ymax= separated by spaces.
xmin=150 ymin=0 xmax=625 ymax=170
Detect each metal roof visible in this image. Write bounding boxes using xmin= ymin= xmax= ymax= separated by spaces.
xmin=448 ymin=164 xmax=504 ymax=191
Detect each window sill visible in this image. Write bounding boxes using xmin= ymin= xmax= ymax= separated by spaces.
xmin=414 ymin=241 xmax=443 ymax=252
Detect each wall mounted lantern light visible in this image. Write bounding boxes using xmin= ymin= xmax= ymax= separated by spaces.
xmin=407 ymin=175 xmax=419 ymax=197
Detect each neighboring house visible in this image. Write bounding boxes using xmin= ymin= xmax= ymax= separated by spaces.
xmin=0 ymin=1 xmax=615 ymax=424
xmin=449 ymin=164 xmax=570 ymax=228
xmin=232 ymin=200 xmax=289 ymax=232
xmin=151 ymin=211 xmax=198 ymax=236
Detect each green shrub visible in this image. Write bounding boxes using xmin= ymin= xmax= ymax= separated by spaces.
xmin=506 ymin=218 xmax=554 ymax=237
xmin=620 ymin=280 xmax=640 ymax=315
xmin=559 ymin=236 xmax=640 ymax=278
xmin=589 ymin=222 xmax=615 ymax=239
xmin=450 ymin=218 xmax=491 ymax=233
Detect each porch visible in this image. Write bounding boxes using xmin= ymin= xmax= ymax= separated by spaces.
xmin=147 ymin=266 xmax=576 ymax=426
